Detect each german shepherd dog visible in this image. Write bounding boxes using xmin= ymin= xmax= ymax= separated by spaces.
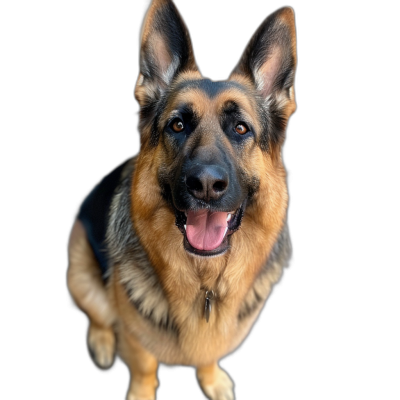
xmin=67 ymin=0 xmax=297 ymax=398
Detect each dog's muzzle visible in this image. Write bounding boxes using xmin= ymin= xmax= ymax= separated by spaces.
xmin=170 ymin=156 xmax=246 ymax=256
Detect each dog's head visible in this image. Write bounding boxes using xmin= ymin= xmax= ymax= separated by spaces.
xmin=133 ymin=0 xmax=296 ymax=258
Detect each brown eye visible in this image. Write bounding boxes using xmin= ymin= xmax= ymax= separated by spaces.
xmin=172 ymin=119 xmax=184 ymax=133
xmin=235 ymin=123 xmax=248 ymax=135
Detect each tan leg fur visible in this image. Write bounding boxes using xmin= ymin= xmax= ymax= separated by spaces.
xmin=68 ymin=219 xmax=160 ymax=397
xmin=67 ymin=219 xmax=117 ymax=368
xmin=118 ymin=323 xmax=159 ymax=400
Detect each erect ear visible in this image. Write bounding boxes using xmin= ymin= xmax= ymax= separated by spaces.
xmin=230 ymin=7 xmax=297 ymax=118
xmin=135 ymin=0 xmax=199 ymax=107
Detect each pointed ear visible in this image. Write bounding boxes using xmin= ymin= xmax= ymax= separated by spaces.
xmin=230 ymin=7 xmax=297 ymax=115
xmin=135 ymin=0 xmax=198 ymax=107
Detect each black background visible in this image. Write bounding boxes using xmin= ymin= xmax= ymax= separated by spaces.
xmin=25 ymin=0 xmax=382 ymax=400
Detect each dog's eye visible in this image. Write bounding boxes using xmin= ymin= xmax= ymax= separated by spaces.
xmin=171 ymin=119 xmax=184 ymax=133
xmin=235 ymin=123 xmax=249 ymax=135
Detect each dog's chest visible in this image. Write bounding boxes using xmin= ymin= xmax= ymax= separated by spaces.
xmin=114 ymin=263 xmax=262 ymax=365
xmin=109 ymin=170 xmax=289 ymax=365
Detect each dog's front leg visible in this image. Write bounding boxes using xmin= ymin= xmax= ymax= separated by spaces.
xmin=118 ymin=326 xmax=159 ymax=400
xmin=196 ymin=363 xmax=234 ymax=400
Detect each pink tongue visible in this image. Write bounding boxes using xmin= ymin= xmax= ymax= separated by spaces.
xmin=186 ymin=210 xmax=228 ymax=251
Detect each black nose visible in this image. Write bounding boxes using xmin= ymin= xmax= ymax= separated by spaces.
xmin=186 ymin=165 xmax=228 ymax=202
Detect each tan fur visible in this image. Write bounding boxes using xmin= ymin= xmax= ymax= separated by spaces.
xmin=117 ymin=317 xmax=159 ymax=400
xmin=67 ymin=219 xmax=116 ymax=328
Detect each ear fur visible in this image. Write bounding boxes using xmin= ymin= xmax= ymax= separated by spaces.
xmin=230 ymin=7 xmax=297 ymax=117
xmin=135 ymin=0 xmax=198 ymax=108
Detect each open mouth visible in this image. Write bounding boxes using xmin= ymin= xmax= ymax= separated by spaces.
xmin=175 ymin=201 xmax=246 ymax=257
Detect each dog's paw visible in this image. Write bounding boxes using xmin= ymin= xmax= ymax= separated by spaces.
xmin=197 ymin=366 xmax=235 ymax=400
xmin=126 ymin=394 xmax=155 ymax=400
xmin=87 ymin=322 xmax=116 ymax=369
xmin=126 ymin=378 xmax=158 ymax=400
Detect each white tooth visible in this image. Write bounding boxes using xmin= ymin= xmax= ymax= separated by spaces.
xmin=227 ymin=214 xmax=232 ymax=221
xmin=184 ymin=225 xmax=187 ymax=230
xmin=223 ymin=227 xmax=228 ymax=237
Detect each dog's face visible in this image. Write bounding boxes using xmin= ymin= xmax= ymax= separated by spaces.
xmin=134 ymin=0 xmax=296 ymax=258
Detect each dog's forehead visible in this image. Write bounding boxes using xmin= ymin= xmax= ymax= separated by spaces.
xmin=173 ymin=78 xmax=245 ymax=99
xmin=164 ymin=77 xmax=259 ymax=122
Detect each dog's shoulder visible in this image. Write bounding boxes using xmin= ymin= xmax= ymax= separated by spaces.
xmin=238 ymin=221 xmax=292 ymax=320
xmin=106 ymin=156 xmax=142 ymax=266
xmin=105 ymin=159 xmax=178 ymax=333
